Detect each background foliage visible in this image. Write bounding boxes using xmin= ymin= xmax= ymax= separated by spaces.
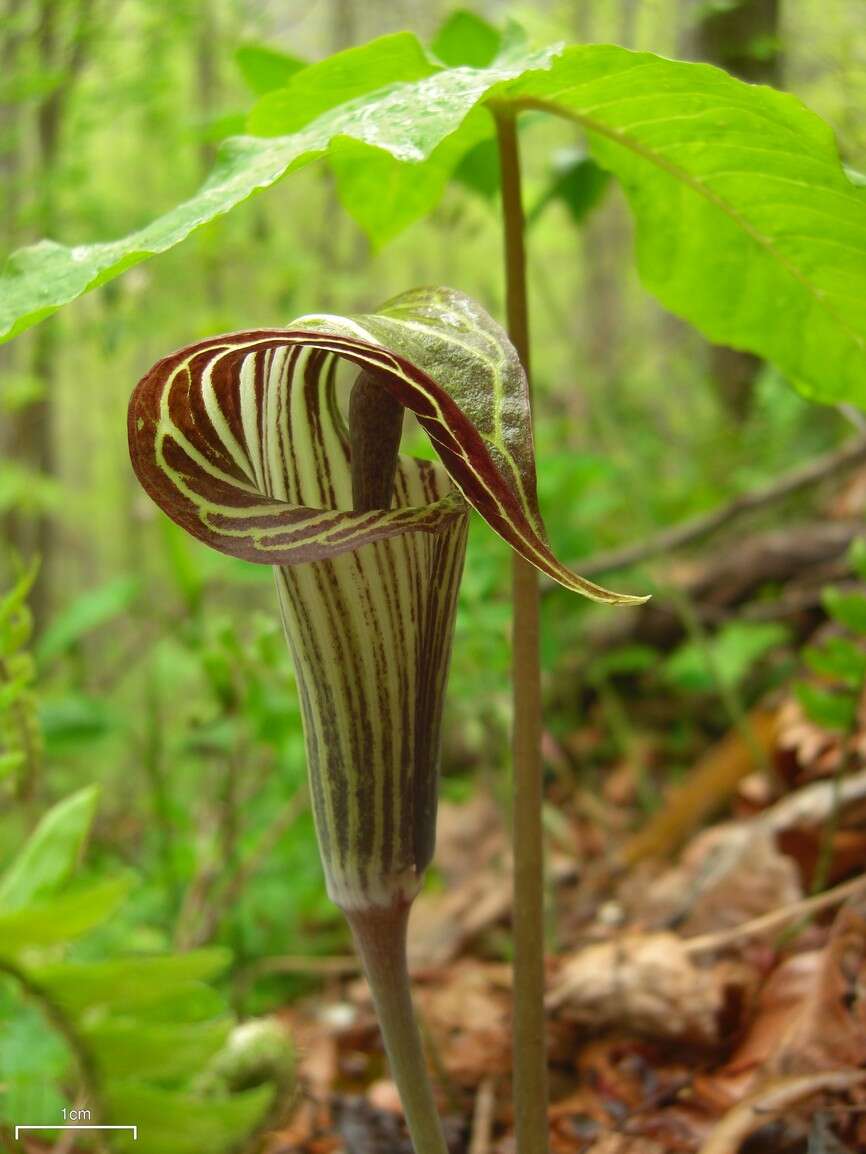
xmin=1 ymin=0 xmax=866 ymax=1149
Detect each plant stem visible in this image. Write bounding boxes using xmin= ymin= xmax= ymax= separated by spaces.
xmin=494 ymin=104 xmax=550 ymax=1154
xmin=0 ymin=958 xmax=110 ymax=1154
xmin=346 ymin=902 xmax=449 ymax=1154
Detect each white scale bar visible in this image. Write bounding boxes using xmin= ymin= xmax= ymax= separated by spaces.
xmin=15 ymin=1126 xmax=137 ymax=1139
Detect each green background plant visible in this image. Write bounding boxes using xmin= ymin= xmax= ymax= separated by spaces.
xmin=1 ymin=1 xmax=866 ymax=1149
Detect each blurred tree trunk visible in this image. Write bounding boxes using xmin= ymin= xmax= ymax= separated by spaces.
xmin=575 ymin=2 xmax=636 ymax=394
xmin=685 ymin=0 xmax=783 ymax=421
xmin=693 ymin=0 xmax=781 ymax=85
xmin=0 ymin=0 xmax=25 ymax=588
xmin=316 ymin=0 xmax=362 ymax=307
xmin=197 ymin=0 xmax=224 ymax=308
xmin=0 ymin=0 xmax=24 ymax=250
xmin=9 ymin=0 xmax=95 ymax=625
xmin=22 ymin=0 xmax=64 ymax=625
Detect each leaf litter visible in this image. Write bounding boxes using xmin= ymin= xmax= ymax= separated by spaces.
xmin=257 ymin=668 xmax=866 ymax=1154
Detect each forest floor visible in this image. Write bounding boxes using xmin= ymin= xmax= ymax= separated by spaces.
xmin=19 ymin=460 xmax=866 ymax=1154
xmin=259 ymin=676 xmax=866 ymax=1154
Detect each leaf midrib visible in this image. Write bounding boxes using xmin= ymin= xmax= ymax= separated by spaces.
xmin=513 ymin=95 xmax=866 ymax=365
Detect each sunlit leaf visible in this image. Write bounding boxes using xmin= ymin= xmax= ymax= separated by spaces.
xmin=663 ymin=621 xmax=788 ymax=693
xmin=803 ymin=636 xmax=866 ymax=687
xmin=0 ymin=671 xmax=29 ymax=712
xmin=196 ymin=111 xmax=246 ymax=145
xmin=0 ymin=878 xmax=131 ymax=954
xmin=0 ymin=998 xmax=69 ymax=1125
xmin=0 ymin=751 xmax=24 ymax=780
xmin=104 ymin=1082 xmax=272 ymax=1154
xmin=0 ymin=563 xmax=37 ymax=634
xmin=0 ymin=39 xmax=862 ymax=408
xmin=0 ymin=462 xmax=61 ymax=515
xmin=81 ymin=1016 xmax=231 ymax=1084
xmin=235 ymin=43 xmax=305 ymax=95
xmin=430 ymin=9 xmax=502 ymax=68
xmin=822 ymin=587 xmax=866 ymax=634
xmin=0 ymin=786 xmax=99 ymax=911
xmin=32 ymin=949 xmax=232 ymax=1015
xmin=849 ymin=538 xmax=866 ymax=582
xmin=36 ymin=576 xmax=141 ymax=664
xmin=247 ymin=32 xmax=437 ymax=135
xmin=795 ymin=682 xmax=858 ymax=731
xmin=327 ymin=111 xmax=489 ymax=247
xmin=0 ymin=34 xmax=555 ymax=343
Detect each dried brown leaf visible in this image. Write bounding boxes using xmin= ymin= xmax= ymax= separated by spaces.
xmin=638 ymin=823 xmax=802 ymax=937
xmin=705 ymin=894 xmax=866 ymax=1104
xmin=697 ymin=1070 xmax=866 ymax=1154
xmin=548 ymin=933 xmax=737 ymax=1044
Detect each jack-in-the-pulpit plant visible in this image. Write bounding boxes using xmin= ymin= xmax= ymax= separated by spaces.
xmin=128 ymin=287 xmax=640 ymax=1154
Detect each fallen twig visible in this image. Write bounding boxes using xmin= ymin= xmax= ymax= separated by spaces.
xmin=620 ymin=707 xmax=778 ymax=865
xmin=469 ymin=1078 xmax=496 ymax=1154
xmin=684 ymin=873 xmax=866 ymax=955
xmin=697 ymin=1070 xmax=866 ymax=1154
xmin=559 ymin=434 xmax=866 ymax=582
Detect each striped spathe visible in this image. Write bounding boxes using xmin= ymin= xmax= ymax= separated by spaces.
xmin=128 ymin=288 xmax=643 ymax=909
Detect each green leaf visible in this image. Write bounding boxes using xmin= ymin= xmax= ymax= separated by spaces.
xmin=81 ymin=1016 xmax=231 ymax=1084
xmin=527 ymin=147 xmax=611 ymax=226
xmin=663 ymin=621 xmax=788 ymax=693
xmin=3 ymin=40 xmax=865 ymax=407
xmin=196 ymin=111 xmax=247 ymax=145
xmin=587 ymin=644 xmax=659 ymax=682
xmin=0 ymin=878 xmax=130 ymax=955
xmin=795 ymin=682 xmax=858 ymax=731
xmin=452 ymin=137 xmax=500 ymax=199
xmin=803 ymin=636 xmax=866 ymax=687
xmin=0 ymin=671 xmax=29 ymax=712
xmin=234 ymin=43 xmax=305 ymax=95
xmin=36 ymin=576 xmax=141 ymax=664
xmin=822 ymin=587 xmax=866 ymax=634
xmin=0 ymin=371 xmax=45 ymax=412
xmin=0 ymin=563 xmax=37 ymax=633
xmin=430 ymin=9 xmax=502 ymax=68
xmin=0 ymin=34 xmax=552 ymax=342
xmin=0 ymin=999 xmax=69 ymax=1125
xmin=247 ymin=32 xmax=436 ymax=136
xmin=328 ymin=107 xmax=490 ymax=247
xmin=103 ymin=1082 xmax=272 ymax=1154
xmin=0 ymin=786 xmax=100 ymax=911
xmin=0 ymin=463 xmax=61 ymax=515
xmin=32 ymin=949 xmax=232 ymax=1015
xmin=0 ymin=751 xmax=24 ymax=780
xmin=159 ymin=519 xmax=206 ymax=612
xmin=848 ymin=538 xmax=866 ymax=582
xmin=510 ymin=47 xmax=866 ymax=404
xmin=40 ymin=693 xmax=117 ymax=750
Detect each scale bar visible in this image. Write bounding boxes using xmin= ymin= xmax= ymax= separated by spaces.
xmin=15 ymin=1125 xmax=137 ymax=1139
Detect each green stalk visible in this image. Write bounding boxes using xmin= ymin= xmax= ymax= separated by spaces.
xmin=493 ymin=104 xmax=550 ymax=1154
xmin=346 ymin=903 xmax=449 ymax=1154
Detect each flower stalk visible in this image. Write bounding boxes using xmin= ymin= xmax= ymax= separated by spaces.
xmin=494 ymin=103 xmax=550 ymax=1154
xmin=349 ymin=370 xmax=404 ymax=511
xmin=346 ymin=902 xmax=449 ymax=1154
